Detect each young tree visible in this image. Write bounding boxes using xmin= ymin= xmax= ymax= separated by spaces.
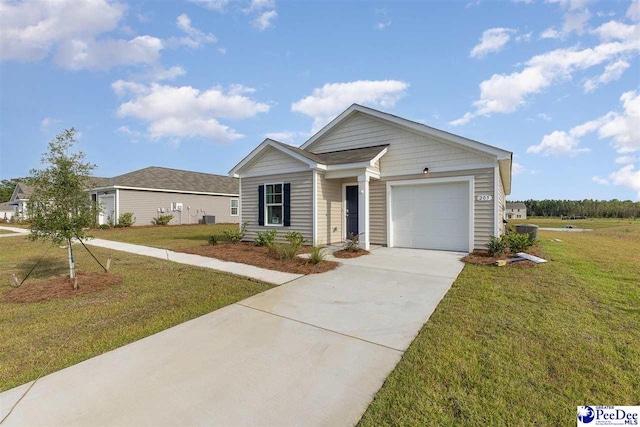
xmin=28 ymin=128 xmax=96 ymax=289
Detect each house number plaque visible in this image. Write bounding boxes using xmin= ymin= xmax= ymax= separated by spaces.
xmin=476 ymin=194 xmax=493 ymax=201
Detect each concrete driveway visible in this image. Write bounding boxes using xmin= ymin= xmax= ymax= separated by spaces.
xmin=0 ymin=248 xmax=464 ymax=427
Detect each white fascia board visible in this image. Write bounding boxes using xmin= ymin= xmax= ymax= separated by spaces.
xmin=229 ymin=138 xmax=320 ymax=176
xmin=87 ymin=186 xmax=238 ymax=197
xmin=380 ymin=162 xmax=496 ymax=178
xmin=300 ymin=104 xmax=511 ymax=160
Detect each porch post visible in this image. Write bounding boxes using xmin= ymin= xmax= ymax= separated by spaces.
xmin=358 ymin=173 xmax=370 ymax=250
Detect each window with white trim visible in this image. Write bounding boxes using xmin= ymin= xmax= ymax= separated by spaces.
xmin=265 ymin=183 xmax=283 ymax=226
xmin=230 ymin=199 xmax=239 ymax=216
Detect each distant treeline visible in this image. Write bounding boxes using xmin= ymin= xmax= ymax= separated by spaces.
xmin=512 ymin=199 xmax=640 ymax=218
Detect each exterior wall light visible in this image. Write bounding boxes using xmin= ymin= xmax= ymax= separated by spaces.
xmin=423 ymin=167 xmax=429 ymax=174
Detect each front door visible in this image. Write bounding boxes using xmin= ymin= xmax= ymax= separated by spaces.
xmin=345 ymin=185 xmax=359 ymax=238
xmin=99 ymin=195 xmax=115 ymax=225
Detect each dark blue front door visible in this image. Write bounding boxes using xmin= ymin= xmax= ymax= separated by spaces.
xmin=346 ymin=185 xmax=359 ymax=238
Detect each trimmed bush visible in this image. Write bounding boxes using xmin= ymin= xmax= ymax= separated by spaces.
xmin=486 ymin=235 xmax=507 ymax=256
xmin=208 ymin=235 xmax=219 ymax=245
xmin=116 ymin=212 xmax=136 ymax=227
xmin=344 ymin=233 xmax=360 ymax=251
xmin=223 ymin=222 xmax=247 ymax=243
xmin=153 ymin=214 xmax=173 ymax=226
xmin=255 ymin=229 xmax=277 ymax=246
xmin=503 ymin=231 xmax=535 ymax=253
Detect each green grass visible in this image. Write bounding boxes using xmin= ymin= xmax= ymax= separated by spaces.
xmin=90 ymin=223 xmax=236 ymax=249
xmin=509 ymin=216 xmax=638 ymax=230
xmin=0 ymin=234 xmax=271 ymax=392
xmin=360 ymin=220 xmax=640 ymax=426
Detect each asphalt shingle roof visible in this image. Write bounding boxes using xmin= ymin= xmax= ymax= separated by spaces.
xmin=90 ymin=167 xmax=239 ymax=194
xmin=506 ymin=202 xmax=527 ymax=210
xmin=271 ymin=141 xmax=388 ymax=166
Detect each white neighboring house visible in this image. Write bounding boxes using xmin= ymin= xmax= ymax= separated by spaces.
xmin=8 ymin=181 xmax=32 ymax=220
xmin=0 ymin=202 xmax=15 ymax=222
xmin=505 ymin=202 xmax=527 ymax=220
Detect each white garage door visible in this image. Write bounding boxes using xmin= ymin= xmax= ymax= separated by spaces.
xmin=391 ymin=181 xmax=470 ymax=252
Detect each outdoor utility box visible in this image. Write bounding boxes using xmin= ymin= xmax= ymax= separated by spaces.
xmin=203 ymin=215 xmax=216 ymax=224
xmin=515 ymin=224 xmax=538 ymax=240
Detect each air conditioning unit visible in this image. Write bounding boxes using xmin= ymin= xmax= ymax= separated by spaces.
xmin=171 ymin=202 xmax=183 ymax=212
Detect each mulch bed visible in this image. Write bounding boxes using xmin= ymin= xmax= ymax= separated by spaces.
xmin=177 ymin=243 xmax=339 ymax=274
xmin=462 ymin=246 xmax=545 ymax=268
xmin=332 ymin=249 xmax=370 ymax=259
xmin=1 ymin=271 xmax=124 ymax=304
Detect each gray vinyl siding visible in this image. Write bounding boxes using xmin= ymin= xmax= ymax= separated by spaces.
xmin=240 ymin=171 xmax=313 ymax=243
xmin=243 ymin=146 xmax=307 ymax=173
xmin=118 ymin=190 xmax=239 ymax=226
xmin=369 ymin=168 xmax=495 ymax=250
xmin=498 ymin=175 xmax=506 ymax=234
xmin=307 ymin=112 xmax=494 ymax=173
xmin=316 ymin=171 xmax=343 ymax=245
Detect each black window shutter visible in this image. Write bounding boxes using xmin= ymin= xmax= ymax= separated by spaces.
xmin=283 ymin=183 xmax=291 ymax=227
xmin=258 ymin=185 xmax=264 ymax=226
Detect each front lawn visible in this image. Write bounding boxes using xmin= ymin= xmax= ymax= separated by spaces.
xmin=90 ymin=223 xmax=236 ymax=249
xmin=509 ymin=216 xmax=638 ymax=230
xmin=0 ymin=234 xmax=271 ymax=392
xmin=360 ymin=221 xmax=640 ymax=426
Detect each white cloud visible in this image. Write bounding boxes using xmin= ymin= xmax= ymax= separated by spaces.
xmin=172 ymin=13 xmax=216 ymax=49
xmin=265 ymin=131 xmax=309 ymax=145
xmin=562 ymin=9 xmax=591 ymax=35
xmin=0 ymin=0 xmax=126 ymax=62
xmin=627 ymin=0 xmax=640 ymax=21
xmin=516 ymin=32 xmax=533 ymax=42
xmin=608 ymin=164 xmax=640 ymax=198
xmin=470 ymin=28 xmax=515 ymax=58
xmin=40 ymin=117 xmax=62 ymax=132
xmin=452 ymin=31 xmax=640 ymax=124
xmin=449 ymin=112 xmax=474 ymax=127
xmin=592 ymin=175 xmax=609 ymax=184
xmin=189 ymin=0 xmax=229 ymax=12
xmin=592 ymin=20 xmax=640 ymax=41
xmin=583 ymin=59 xmax=630 ymax=92
xmin=512 ymin=162 xmax=526 ymax=175
xmin=291 ymin=80 xmax=409 ymax=130
xmin=142 ymin=65 xmax=187 ymax=82
xmin=375 ymin=21 xmax=391 ymax=30
xmin=53 ymin=35 xmax=164 ymax=70
xmin=117 ymin=126 xmax=142 ymax=143
xmin=248 ymin=0 xmax=276 ymax=11
xmin=529 ymin=90 xmax=640 ymax=156
xmin=253 ymin=10 xmax=277 ymax=31
xmin=538 ymin=112 xmax=552 ymax=121
xmin=616 ymin=155 xmax=639 ymax=164
xmin=113 ymin=82 xmax=270 ymax=143
xmin=527 ymin=130 xmax=591 ymax=155
xmin=218 ymin=47 xmax=227 ymax=54
xmin=540 ymin=27 xmax=561 ymax=39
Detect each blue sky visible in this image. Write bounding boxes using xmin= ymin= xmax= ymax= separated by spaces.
xmin=1 ymin=0 xmax=639 ymax=200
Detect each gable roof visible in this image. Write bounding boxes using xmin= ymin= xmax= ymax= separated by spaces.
xmin=89 ymin=167 xmax=239 ymax=195
xmin=301 ymin=104 xmax=512 ymax=160
xmin=506 ymin=202 xmax=527 ymax=210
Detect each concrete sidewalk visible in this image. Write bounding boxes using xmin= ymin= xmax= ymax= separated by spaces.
xmin=0 ymin=226 xmax=29 ymax=237
xmin=83 ymin=238 xmax=303 ymax=285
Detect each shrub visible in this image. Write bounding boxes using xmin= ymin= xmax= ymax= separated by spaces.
xmin=266 ymin=231 xmax=305 ymax=260
xmin=223 ymin=222 xmax=247 ymax=243
xmin=208 ymin=235 xmax=219 ymax=245
xmin=486 ymin=235 xmax=507 ymax=256
xmin=284 ymin=231 xmax=305 ymax=247
xmin=308 ymin=246 xmax=326 ymax=265
xmin=153 ymin=214 xmax=173 ymax=226
xmin=344 ymin=233 xmax=360 ymax=252
xmin=98 ymin=224 xmax=110 ymax=230
xmin=503 ymin=231 xmax=535 ymax=253
xmin=255 ymin=229 xmax=277 ymax=246
xmin=116 ymin=212 xmax=136 ymax=228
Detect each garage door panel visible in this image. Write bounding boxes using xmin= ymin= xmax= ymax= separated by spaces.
xmin=391 ymin=182 xmax=470 ymax=252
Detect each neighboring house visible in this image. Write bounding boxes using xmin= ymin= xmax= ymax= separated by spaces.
xmin=0 ymin=202 xmax=15 ymax=221
xmin=87 ymin=167 xmax=239 ymax=226
xmin=505 ymin=202 xmax=527 ymax=220
xmin=8 ymin=181 xmax=33 ymax=219
xmin=230 ymin=104 xmax=513 ymax=252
